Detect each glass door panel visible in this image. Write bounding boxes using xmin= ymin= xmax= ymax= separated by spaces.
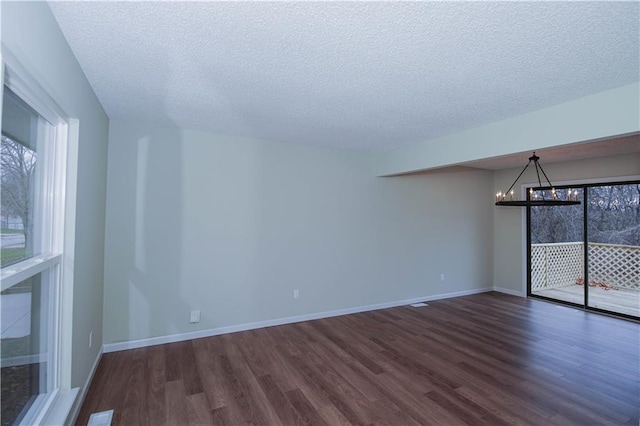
xmin=586 ymin=184 xmax=640 ymax=318
xmin=529 ymin=188 xmax=584 ymax=305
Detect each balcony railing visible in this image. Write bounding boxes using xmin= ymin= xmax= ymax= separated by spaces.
xmin=531 ymin=242 xmax=640 ymax=291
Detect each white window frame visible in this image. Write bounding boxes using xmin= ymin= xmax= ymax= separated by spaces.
xmin=1 ymin=47 xmax=75 ymax=425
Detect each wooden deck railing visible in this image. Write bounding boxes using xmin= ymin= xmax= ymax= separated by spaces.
xmin=531 ymin=242 xmax=639 ymax=291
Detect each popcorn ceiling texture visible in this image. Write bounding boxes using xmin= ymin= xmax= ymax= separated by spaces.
xmin=49 ymin=2 xmax=639 ymax=152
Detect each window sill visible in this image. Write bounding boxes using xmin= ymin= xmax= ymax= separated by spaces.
xmin=37 ymin=387 xmax=79 ymax=426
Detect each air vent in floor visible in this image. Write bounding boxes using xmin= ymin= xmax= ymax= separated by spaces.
xmin=87 ymin=409 xmax=114 ymax=426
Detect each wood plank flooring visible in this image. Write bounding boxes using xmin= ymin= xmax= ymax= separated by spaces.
xmin=76 ymin=293 xmax=640 ymax=425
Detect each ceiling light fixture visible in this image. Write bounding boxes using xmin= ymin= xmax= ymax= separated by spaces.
xmin=495 ymin=152 xmax=581 ymax=207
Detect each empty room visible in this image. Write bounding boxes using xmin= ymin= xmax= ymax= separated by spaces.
xmin=0 ymin=1 xmax=638 ymax=425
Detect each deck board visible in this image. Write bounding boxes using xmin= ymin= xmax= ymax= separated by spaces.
xmin=533 ymin=285 xmax=639 ymax=317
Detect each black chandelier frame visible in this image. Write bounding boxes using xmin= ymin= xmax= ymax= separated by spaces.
xmin=495 ymin=152 xmax=581 ymax=207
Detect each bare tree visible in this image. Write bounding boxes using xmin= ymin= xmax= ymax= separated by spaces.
xmin=531 ymin=184 xmax=640 ymax=245
xmin=1 ymin=135 xmax=36 ymax=250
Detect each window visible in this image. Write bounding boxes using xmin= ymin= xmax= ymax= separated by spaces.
xmin=1 ymin=65 xmax=69 ymax=424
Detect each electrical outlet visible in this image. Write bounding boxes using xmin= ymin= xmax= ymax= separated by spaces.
xmin=89 ymin=331 xmax=93 ymax=348
xmin=440 ymin=273 xmax=445 ymax=282
xmin=190 ymin=310 xmax=201 ymax=323
xmin=293 ymin=289 xmax=300 ymax=299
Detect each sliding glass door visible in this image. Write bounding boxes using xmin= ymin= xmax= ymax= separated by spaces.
xmin=528 ymin=181 xmax=639 ymax=320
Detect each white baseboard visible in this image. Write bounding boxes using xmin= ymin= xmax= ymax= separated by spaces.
xmin=493 ymin=286 xmax=526 ymax=297
xmin=103 ymin=287 xmax=493 ymax=353
xmin=66 ymin=346 xmax=103 ymax=425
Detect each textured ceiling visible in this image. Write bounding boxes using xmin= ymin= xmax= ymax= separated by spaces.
xmin=49 ymin=1 xmax=639 ymax=152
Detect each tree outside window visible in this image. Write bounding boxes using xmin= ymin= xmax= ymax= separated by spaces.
xmin=1 ymin=134 xmax=36 ymax=267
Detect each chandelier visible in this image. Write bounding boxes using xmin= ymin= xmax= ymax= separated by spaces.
xmin=495 ymin=152 xmax=581 ymax=207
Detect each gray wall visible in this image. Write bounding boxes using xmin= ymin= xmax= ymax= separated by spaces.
xmin=1 ymin=2 xmax=109 ymax=388
xmin=103 ymin=120 xmax=495 ymax=344
xmin=493 ymin=153 xmax=640 ymax=294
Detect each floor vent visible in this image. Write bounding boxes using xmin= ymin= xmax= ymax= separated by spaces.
xmin=88 ymin=410 xmax=114 ymax=426
xmin=410 ymin=302 xmax=429 ymax=307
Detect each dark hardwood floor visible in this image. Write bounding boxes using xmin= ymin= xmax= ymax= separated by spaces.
xmin=77 ymin=292 xmax=640 ymax=425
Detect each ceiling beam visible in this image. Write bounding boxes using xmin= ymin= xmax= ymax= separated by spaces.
xmin=376 ymin=82 xmax=639 ymax=176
